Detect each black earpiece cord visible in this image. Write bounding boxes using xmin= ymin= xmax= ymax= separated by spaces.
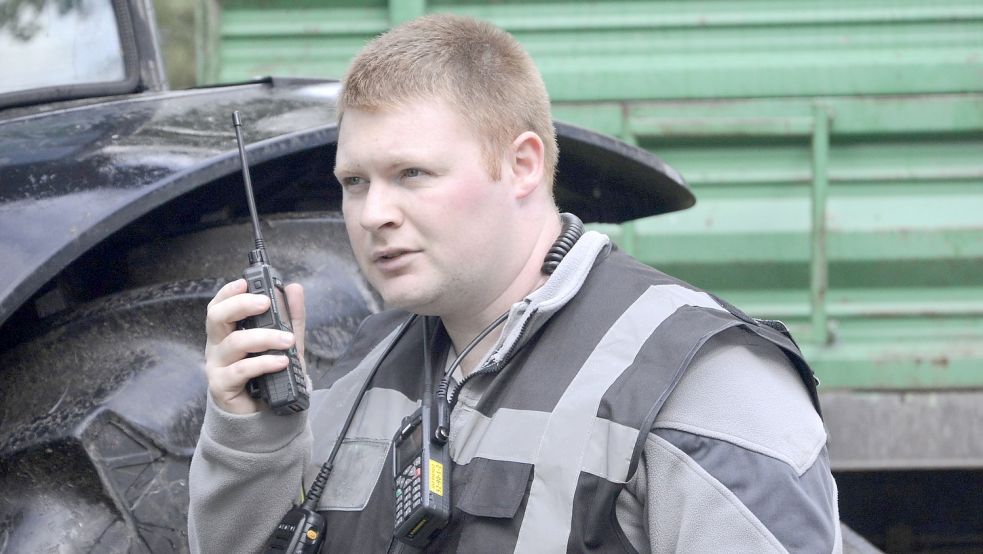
xmin=432 ymin=311 xmax=509 ymax=442
xmin=542 ymin=212 xmax=586 ymax=275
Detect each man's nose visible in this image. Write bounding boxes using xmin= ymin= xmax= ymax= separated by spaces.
xmin=359 ymin=180 xmax=402 ymax=231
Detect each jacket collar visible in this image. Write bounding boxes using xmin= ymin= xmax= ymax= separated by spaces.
xmin=480 ymin=230 xmax=611 ymax=370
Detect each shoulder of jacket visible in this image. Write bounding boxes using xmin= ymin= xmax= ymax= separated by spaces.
xmin=654 ymin=327 xmax=827 ymax=474
xmin=311 ymin=309 xmax=410 ymax=389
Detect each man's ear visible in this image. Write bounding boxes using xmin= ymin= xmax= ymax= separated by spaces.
xmin=509 ymin=131 xmax=546 ymax=199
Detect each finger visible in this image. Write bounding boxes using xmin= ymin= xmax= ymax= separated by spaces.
xmin=208 ymin=278 xmax=247 ymax=308
xmin=209 ymin=328 xmax=295 ymax=368
xmin=205 ymin=279 xmax=249 ymax=340
xmin=208 ymin=354 xmax=290 ymax=397
xmin=284 ymin=282 xmax=306 ymax=360
xmin=206 ymin=353 xmax=290 ymax=409
xmin=205 ymin=293 xmax=271 ymax=339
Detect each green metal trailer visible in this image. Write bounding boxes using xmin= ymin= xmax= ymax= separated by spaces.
xmin=194 ymin=1 xmax=983 ymax=550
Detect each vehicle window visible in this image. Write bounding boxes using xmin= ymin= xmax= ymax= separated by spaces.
xmin=0 ymin=0 xmax=126 ymax=95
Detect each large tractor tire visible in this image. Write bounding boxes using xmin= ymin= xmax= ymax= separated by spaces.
xmin=0 ymin=213 xmax=377 ymax=553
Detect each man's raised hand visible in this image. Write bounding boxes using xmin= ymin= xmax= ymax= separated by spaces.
xmin=203 ymin=279 xmax=306 ymax=414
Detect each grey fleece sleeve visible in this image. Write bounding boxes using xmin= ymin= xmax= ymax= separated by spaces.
xmin=617 ymin=327 xmax=842 ymax=553
xmin=188 ymin=393 xmax=312 ymax=554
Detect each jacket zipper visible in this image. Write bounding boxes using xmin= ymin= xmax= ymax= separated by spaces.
xmin=447 ymin=308 xmax=536 ymax=409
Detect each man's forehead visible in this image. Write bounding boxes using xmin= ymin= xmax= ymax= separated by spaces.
xmin=339 ymin=99 xmax=470 ymax=137
xmin=334 ymin=132 xmax=447 ymax=175
xmin=334 ymin=103 xmax=477 ymax=173
xmin=336 ymin=124 xmax=433 ymax=163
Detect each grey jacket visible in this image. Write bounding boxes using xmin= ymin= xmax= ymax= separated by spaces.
xmin=189 ymin=231 xmax=841 ymax=553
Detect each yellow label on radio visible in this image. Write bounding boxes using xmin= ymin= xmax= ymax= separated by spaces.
xmin=429 ymin=460 xmax=444 ymax=496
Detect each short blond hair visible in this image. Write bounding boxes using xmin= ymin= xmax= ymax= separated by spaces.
xmin=339 ymin=13 xmax=558 ymax=183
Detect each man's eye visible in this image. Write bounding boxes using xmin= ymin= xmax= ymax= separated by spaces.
xmin=341 ymin=176 xmax=365 ymax=187
xmin=401 ymin=168 xmax=423 ymax=179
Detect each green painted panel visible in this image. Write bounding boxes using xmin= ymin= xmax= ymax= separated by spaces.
xmin=206 ymin=0 xmax=983 ymax=99
xmin=563 ymin=94 xmax=983 ymax=390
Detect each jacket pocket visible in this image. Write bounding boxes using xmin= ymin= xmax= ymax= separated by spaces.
xmin=315 ymin=438 xmax=391 ymax=511
xmin=456 ymin=458 xmax=533 ymax=519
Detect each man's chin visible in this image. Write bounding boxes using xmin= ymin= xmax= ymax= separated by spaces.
xmin=379 ymin=289 xmax=435 ymax=314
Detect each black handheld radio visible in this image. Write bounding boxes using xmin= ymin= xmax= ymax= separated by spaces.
xmin=262 ymin=504 xmax=325 ymax=554
xmin=232 ymin=111 xmax=310 ymax=415
xmin=391 ymin=317 xmax=452 ymax=547
xmin=392 ymin=408 xmax=452 ymax=547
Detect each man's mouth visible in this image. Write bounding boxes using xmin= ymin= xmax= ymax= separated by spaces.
xmin=372 ymin=248 xmax=417 ymax=263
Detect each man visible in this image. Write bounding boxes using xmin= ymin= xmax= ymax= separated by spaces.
xmin=189 ymin=14 xmax=841 ymax=553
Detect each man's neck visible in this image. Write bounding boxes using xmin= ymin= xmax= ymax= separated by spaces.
xmin=441 ymin=211 xmax=561 ymax=377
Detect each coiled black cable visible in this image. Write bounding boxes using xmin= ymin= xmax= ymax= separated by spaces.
xmin=541 ymin=212 xmax=585 ymax=275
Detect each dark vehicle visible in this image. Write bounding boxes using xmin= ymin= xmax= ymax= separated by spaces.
xmin=0 ymin=1 xmax=691 ymax=551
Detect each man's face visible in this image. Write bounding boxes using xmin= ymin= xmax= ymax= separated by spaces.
xmin=335 ymin=100 xmax=523 ymax=317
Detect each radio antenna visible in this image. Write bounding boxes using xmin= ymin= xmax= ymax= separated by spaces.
xmin=232 ymin=111 xmax=268 ymax=263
